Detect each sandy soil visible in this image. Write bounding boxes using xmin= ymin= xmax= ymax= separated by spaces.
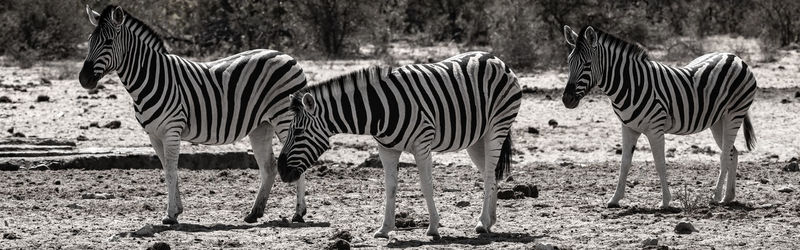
xmin=0 ymin=46 xmax=799 ymax=249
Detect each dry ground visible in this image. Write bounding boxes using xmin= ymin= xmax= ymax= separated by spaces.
xmin=1 ymin=44 xmax=799 ymax=249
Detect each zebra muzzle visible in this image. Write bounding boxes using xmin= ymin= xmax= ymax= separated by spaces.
xmin=78 ymin=62 xmax=101 ymax=89
xmin=562 ymin=93 xmax=580 ymax=109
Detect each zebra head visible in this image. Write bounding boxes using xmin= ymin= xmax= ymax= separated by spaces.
xmin=562 ymin=25 xmax=598 ymax=109
xmin=277 ymin=92 xmax=331 ymax=183
xmin=79 ymin=5 xmax=126 ymax=89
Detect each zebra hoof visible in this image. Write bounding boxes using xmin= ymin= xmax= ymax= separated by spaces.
xmin=606 ymin=203 xmax=621 ymax=208
xmin=291 ymin=214 xmax=305 ymax=223
xmin=475 ymin=225 xmax=491 ymax=234
xmin=373 ymin=231 xmax=390 ymax=239
xmin=161 ymin=217 xmax=179 ymax=225
xmin=244 ymin=213 xmax=262 ymax=223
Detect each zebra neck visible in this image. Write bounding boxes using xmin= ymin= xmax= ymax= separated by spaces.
xmin=309 ymin=76 xmax=385 ymax=136
xmin=595 ymin=44 xmax=652 ymax=111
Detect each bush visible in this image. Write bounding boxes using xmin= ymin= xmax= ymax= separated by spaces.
xmin=0 ymin=1 xmax=88 ymax=64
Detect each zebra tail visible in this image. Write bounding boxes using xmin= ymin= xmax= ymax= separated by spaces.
xmin=743 ymin=112 xmax=756 ymax=151
xmin=495 ymin=131 xmax=513 ymax=181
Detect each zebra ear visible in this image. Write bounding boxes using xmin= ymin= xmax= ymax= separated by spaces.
xmin=85 ymin=5 xmax=100 ymax=26
xmin=584 ymin=26 xmax=598 ymax=48
xmin=564 ymin=25 xmax=578 ymax=47
xmin=302 ymin=93 xmax=316 ymax=113
xmin=110 ymin=6 xmax=125 ymax=26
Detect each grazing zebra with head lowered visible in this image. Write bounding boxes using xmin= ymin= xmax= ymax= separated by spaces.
xmin=277 ymin=52 xmax=521 ymax=238
xmin=78 ymin=5 xmax=309 ymax=224
xmin=562 ymin=25 xmax=757 ymax=208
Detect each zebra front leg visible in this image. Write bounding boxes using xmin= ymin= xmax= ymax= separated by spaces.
xmin=608 ymin=126 xmax=641 ymax=208
xmin=373 ymin=147 xmax=402 ymax=239
xmin=245 ymin=124 xmax=277 ymax=223
xmin=646 ymin=132 xmax=671 ymax=209
xmin=413 ymin=150 xmax=441 ymax=239
xmin=150 ymin=132 xmax=183 ymax=224
xmin=292 ymin=173 xmax=307 ymax=222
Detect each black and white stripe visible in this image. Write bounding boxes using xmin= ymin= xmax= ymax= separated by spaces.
xmin=78 ymin=5 xmax=309 ymax=225
xmin=562 ymin=25 xmax=757 ymax=208
xmin=277 ymin=51 xmax=521 ymax=238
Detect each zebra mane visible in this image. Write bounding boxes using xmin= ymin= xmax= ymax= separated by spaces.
xmin=581 ymin=27 xmax=648 ymax=60
xmin=100 ymin=5 xmax=168 ymax=54
xmin=291 ymin=65 xmax=389 ymax=112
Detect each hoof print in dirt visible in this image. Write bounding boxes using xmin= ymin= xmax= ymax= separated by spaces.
xmin=674 ymin=221 xmax=698 ymax=234
xmin=103 ymin=120 xmax=122 ymax=129
xmin=147 ymin=242 xmax=170 ymax=250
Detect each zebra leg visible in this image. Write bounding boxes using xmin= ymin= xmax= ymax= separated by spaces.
xmin=721 ymin=119 xmax=743 ymax=203
xmin=475 ymin=135 xmax=504 ymax=234
xmin=292 ymin=173 xmax=307 ymax=222
xmin=373 ymin=146 xmax=402 ymax=239
xmin=150 ymin=132 xmax=183 ymax=224
xmin=413 ymin=150 xmax=441 ymax=239
xmin=608 ymin=126 xmax=641 ymax=208
xmin=645 ymin=132 xmax=671 ymax=209
xmin=244 ymin=124 xmax=276 ymax=223
xmin=710 ymin=121 xmax=727 ymax=203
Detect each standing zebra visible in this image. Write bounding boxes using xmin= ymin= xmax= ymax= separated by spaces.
xmin=561 ymin=25 xmax=757 ymax=208
xmin=277 ymin=52 xmax=521 ymax=238
xmin=78 ymin=5 xmax=309 ymax=224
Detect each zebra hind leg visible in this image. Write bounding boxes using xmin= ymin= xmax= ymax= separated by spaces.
xmin=244 ymin=124 xmax=277 ymax=223
xmin=710 ymin=121 xmax=726 ymax=204
xmin=721 ymin=118 xmax=744 ymax=203
xmin=472 ymin=132 xmax=509 ymax=234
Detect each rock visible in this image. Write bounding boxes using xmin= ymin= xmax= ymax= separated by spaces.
xmin=781 ymin=99 xmax=792 ymax=104
xmin=455 ymin=201 xmax=470 ymax=208
xmin=36 ymin=95 xmax=50 ymax=102
xmin=0 ymin=162 xmax=20 ymax=171
xmin=521 ymin=86 xmax=537 ymax=94
xmin=527 ymin=184 xmax=539 ymax=198
xmin=0 ymin=96 xmax=11 ymax=103
xmin=674 ymin=221 xmax=698 ymax=234
xmin=79 ymin=125 xmax=89 ymax=130
xmin=526 ymin=127 xmax=540 ymax=135
xmin=759 ymin=178 xmax=769 ymax=184
xmin=783 ymin=162 xmax=799 ymax=172
xmin=512 ymin=184 xmax=531 ymax=197
xmin=107 ymin=94 xmax=117 ymax=99
xmin=89 ymin=122 xmax=99 ymax=128
xmin=795 ymin=91 xmax=800 ymax=98
xmin=87 ymin=89 xmax=99 ymax=95
xmin=330 ymin=230 xmax=353 ymax=242
xmin=12 ymin=132 xmax=25 ymax=138
xmin=82 ymin=193 xmax=115 ymax=199
xmin=534 ymin=242 xmax=555 ymax=250
xmin=497 ymin=189 xmax=524 ymax=200
xmin=103 ymin=120 xmax=121 ymax=129
xmin=134 ymin=224 xmax=156 ymax=237
xmin=66 ymin=203 xmax=84 ymax=209
xmin=147 ymin=242 xmax=171 ymax=250
xmin=6 ymin=127 xmax=13 ymax=134
xmin=3 ymin=232 xmax=19 ymax=240
xmin=327 ymin=239 xmax=350 ymax=250
xmin=358 ymin=154 xmax=414 ymax=168
xmin=642 ymin=238 xmax=658 ymax=246
xmin=40 ymin=78 xmax=51 ymax=85
xmin=77 ymin=135 xmax=89 ymax=141
xmin=777 ymin=186 xmax=794 ymax=193
xmin=548 ymin=119 xmax=558 ymax=128
xmin=54 ymin=180 xmax=61 ymax=185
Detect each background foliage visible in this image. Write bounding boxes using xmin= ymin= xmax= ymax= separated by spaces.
xmin=1 ymin=0 xmax=798 ymax=69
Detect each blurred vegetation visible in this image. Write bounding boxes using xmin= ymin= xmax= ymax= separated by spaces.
xmin=1 ymin=0 xmax=798 ymax=69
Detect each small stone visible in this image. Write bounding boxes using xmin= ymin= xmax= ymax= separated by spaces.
xmin=66 ymin=203 xmax=84 ymax=209
xmin=674 ymin=221 xmax=698 ymax=234
xmin=642 ymin=238 xmax=658 ymax=246
xmin=783 ymin=162 xmax=799 ymax=172
xmin=89 ymin=122 xmax=99 ymax=128
xmin=534 ymin=242 xmax=555 ymax=250
xmin=77 ymin=135 xmax=88 ymax=141
xmin=760 ymin=178 xmax=769 ymax=184
xmin=512 ymin=184 xmax=531 ymax=197
xmin=103 ymin=120 xmax=121 ymax=129
xmin=521 ymin=86 xmax=537 ymax=94
xmin=3 ymin=232 xmax=19 ymax=240
xmin=79 ymin=125 xmax=89 ymax=130
xmin=87 ymin=89 xmax=99 ymax=95
xmin=526 ymin=127 xmax=540 ymax=135
xmin=12 ymin=132 xmax=25 ymax=138
xmin=147 ymin=242 xmax=171 ymax=250
xmin=36 ymin=95 xmax=50 ymax=102
xmin=781 ymin=99 xmax=792 ymax=104
xmin=548 ymin=119 xmax=558 ymax=128
xmin=134 ymin=224 xmax=156 ymax=237
xmin=327 ymin=239 xmax=350 ymax=250
xmin=795 ymin=91 xmax=800 ymax=98
xmin=0 ymin=96 xmax=11 ymax=103
xmin=40 ymin=78 xmax=51 ymax=85
xmin=6 ymin=127 xmax=13 ymax=134
xmin=455 ymin=201 xmax=470 ymax=207
xmin=107 ymin=94 xmax=117 ymax=99
xmin=54 ymin=180 xmax=61 ymax=185
xmin=330 ymin=230 xmax=353 ymax=242
xmin=527 ymin=184 xmax=539 ymax=198
xmin=777 ymin=186 xmax=794 ymax=193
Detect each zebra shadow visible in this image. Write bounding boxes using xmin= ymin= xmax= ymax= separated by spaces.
xmin=385 ymin=232 xmax=544 ymax=248
xmin=118 ymin=220 xmax=331 ymax=237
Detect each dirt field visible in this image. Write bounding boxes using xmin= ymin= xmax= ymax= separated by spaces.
xmin=1 ymin=46 xmax=799 ymax=249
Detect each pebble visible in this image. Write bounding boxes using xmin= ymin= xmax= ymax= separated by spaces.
xmin=36 ymin=95 xmax=50 ymax=102
xmin=455 ymin=201 xmax=470 ymax=208
xmin=147 ymin=242 xmax=171 ymax=250
xmin=548 ymin=119 xmax=558 ymax=128
xmin=87 ymin=89 xmax=99 ymax=95
xmin=327 ymin=239 xmax=350 ymax=250
xmin=40 ymin=78 xmax=51 ymax=85
xmin=77 ymin=135 xmax=89 ymax=141
xmin=674 ymin=221 xmax=698 ymax=234
xmin=66 ymin=203 xmax=84 ymax=209
xmin=89 ymin=122 xmax=99 ymax=128
xmin=534 ymin=242 xmax=555 ymax=250
xmin=330 ymin=230 xmax=353 ymax=242
xmin=527 ymin=127 xmax=540 ymax=134
xmin=795 ymin=91 xmax=800 ymax=98
xmin=497 ymin=189 xmax=525 ymax=200
xmin=777 ymin=186 xmax=794 ymax=193
xmin=103 ymin=120 xmax=121 ymax=129
xmin=642 ymin=238 xmax=658 ymax=246
xmin=783 ymin=162 xmax=799 ymax=172
xmin=3 ymin=232 xmax=19 ymax=240
xmin=0 ymin=96 xmax=11 ymax=103
xmin=107 ymin=94 xmax=117 ymax=99
xmin=12 ymin=132 xmax=25 ymax=137
xmin=781 ymin=99 xmax=792 ymax=104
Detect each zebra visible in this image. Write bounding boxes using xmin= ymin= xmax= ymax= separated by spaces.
xmin=276 ymin=52 xmax=521 ymax=238
xmin=78 ymin=5 xmax=309 ymax=225
xmin=561 ymin=25 xmax=757 ymax=209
